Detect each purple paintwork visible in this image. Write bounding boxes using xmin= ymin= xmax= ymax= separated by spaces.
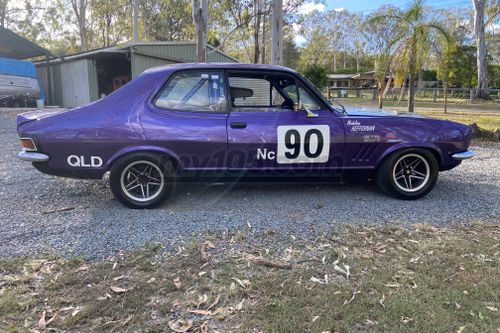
xmin=16 ymin=63 xmax=473 ymax=181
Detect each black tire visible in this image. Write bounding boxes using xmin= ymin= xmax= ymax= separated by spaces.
xmin=109 ymin=152 xmax=176 ymax=208
xmin=375 ymin=148 xmax=438 ymax=200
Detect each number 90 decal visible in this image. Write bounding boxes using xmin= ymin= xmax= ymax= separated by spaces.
xmin=277 ymin=125 xmax=330 ymax=164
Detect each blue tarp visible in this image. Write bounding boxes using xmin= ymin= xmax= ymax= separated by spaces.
xmin=0 ymin=57 xmax=44 ymax=101
xmin=0 ymin=57 xmax=38 ymax=77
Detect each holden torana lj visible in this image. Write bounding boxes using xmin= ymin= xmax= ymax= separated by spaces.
xmin=17 ymin=63 xmax=474 ymax=208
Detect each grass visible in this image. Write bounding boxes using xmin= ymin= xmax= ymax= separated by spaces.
xmin=0 ymin=224 xmax=499 ymax=332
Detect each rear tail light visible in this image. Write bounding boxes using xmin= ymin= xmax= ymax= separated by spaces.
xmin=20 ymin=138 xmax=37 ymax=151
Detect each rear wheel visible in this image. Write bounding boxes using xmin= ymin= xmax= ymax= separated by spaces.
xmin=110 ymin=152 xmax=175 ymax=208
xmin=376 ymin=148 xmax=438 ymax=200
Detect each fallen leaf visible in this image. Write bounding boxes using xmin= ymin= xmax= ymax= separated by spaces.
xmin=385 ymin=283 xmax=400 ymax=288
xmin=110 ymin=286 xmax=128 ymax=294
xmin=97 ymin=293 xmax=112 ymax=300
xmin=312 ymin=315 xmax=320 ymax=322
xmin=374 ymin=243 xmax=388 ymax=253
xmin=334 ymin=264 xmax=350 ymax=279
xmin=456 ymin=325 xmax=466 ymax=333
xmin=71 ymin=308 xmax=81 ymax=317
xmin=207 ymin=295 xmax=220 ymax=310
xmin=151 ymin=311 xmax=158 ymax=320
xmin=251 ymin=257 xmax=292 ymax=269
xmin=168 ymin=319 xmax=193 ymax=332
xmin=486 ymin=306 xmax=498 ymax=312
xmin=75 ymin=264 xmax=90 ymax=272
xmin=46 ymin=314 xmax=57 ymax=326
xmin=122 ymin=315 xmax=133 ymax=326
xmin=173 ymin=277 xmax=182 ymax=289
xmin=38 ymin=311 xmax=47 ymax=329
xmin=188 ymin=309 xmax=212 ymax=316
xmin=379 ymin=294 xmax=386 ymax=308
xmin=232 ymin=278 xmax=250 ymax=288
xmin=147 ymin=277 xmax=156 ymax=283
xmin=237 ymin=299 xmax=244 ymax=311
xmin=310 ymin=276 xmax=325 ymax=284
xmin=112 ymin=262 xmax=117 ymax=270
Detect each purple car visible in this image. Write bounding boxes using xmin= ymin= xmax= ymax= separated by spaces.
xmin=17 ymin=63 xmax=474 ymax=208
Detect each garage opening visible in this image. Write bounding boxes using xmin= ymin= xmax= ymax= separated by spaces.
xmin=94 ymin=53 xmax=131 ymax=97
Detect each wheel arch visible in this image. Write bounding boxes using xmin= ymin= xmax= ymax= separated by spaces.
xmin=375 ymin=143 xmax=443 ymax=171
xmin=106 ymin=146 xmax=182 ymax=172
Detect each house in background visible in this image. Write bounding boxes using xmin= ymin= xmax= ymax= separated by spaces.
xmin=35 ymin=41 xmax=238 ymax=108
xmin=327 ymin=71 xmax=377 ymax=89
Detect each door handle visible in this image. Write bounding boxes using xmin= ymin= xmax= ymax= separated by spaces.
xmin=230 ymin=122 xmax=247 ymax=129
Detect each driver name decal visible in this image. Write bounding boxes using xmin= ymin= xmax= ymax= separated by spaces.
xmin=347 ymin=120 xmax=375 ymax=132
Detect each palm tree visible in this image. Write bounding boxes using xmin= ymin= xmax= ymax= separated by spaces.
xmin=369 ymin=0 xmax=449 ymax=112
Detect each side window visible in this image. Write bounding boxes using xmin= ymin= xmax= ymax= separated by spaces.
xmin=228 ymin=77 xmax=271 ymax=107
xmin=155 ymin=71 xmax=227 ymax=112
xmin=228 ymin=74 xmax=297 ymax=112
xmin=299 ymin=85 xmax=321 ymax=111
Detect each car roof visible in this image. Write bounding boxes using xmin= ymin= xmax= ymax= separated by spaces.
xmin=143 ymin=62 xmax=299 ymax=76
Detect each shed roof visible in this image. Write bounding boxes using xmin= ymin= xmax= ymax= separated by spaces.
xmin=34 ymin=41 xmax=238 ymax=65
xmin=327 ymin=74 xmax=354 ymax=79
xmin=0 ymin=26 xmax=51 ymax=59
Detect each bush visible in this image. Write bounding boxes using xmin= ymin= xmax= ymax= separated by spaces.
xmin=302 ymin=64 xmax=327 ymax=89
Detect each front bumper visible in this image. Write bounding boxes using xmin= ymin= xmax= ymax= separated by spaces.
xmin=18 ymin=150 xmax=50 ymax=162
xmin=451 ymin=150 xmax=475 ymax=160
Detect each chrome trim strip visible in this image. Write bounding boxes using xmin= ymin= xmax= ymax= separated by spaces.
xmin=451 ymin=150 xmax=475 ymax=160
xmin=18 ymin=151 xmax=50 ymax=162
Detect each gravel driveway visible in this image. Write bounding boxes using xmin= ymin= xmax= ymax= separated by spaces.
xmin=1 ymin=109 xmax=499 ymax=259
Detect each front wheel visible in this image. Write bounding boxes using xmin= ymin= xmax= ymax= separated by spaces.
xmin=376 ymin=148 xmax=438 ymax=200
xmin=109 ymin=152 xmax=175 ymax=208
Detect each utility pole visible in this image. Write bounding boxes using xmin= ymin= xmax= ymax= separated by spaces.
xmin=270 ymin=0 xmax=282 ymax=65
xmin=192 ymin=0 xmax=208 ymax=62
xmin=133 ymin=0 xmax=138 ymax=42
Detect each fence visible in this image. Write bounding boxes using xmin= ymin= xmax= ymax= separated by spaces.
xmin=327 ymin=87 xmax=500 ymax=103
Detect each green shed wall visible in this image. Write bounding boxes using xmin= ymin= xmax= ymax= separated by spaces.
xmin=36 ymin=63 xmax=63 ymax=106
xmin=130 ymin=43 xmax=237 ymax=78
xmin=87 ymin=59 xmax=99 ymax=101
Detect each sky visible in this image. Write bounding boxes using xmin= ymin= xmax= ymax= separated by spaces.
xmin=294 ymin=0 xmax=472 ymax=44
xmin=322 ymin=0 xmax=471 ymax=14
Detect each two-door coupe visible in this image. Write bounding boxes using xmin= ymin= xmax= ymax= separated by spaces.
xmin=17 ymin=63 xmax=475 ymax=208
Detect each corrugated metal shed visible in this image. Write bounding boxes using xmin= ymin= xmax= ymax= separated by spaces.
xmin=35 ymin=41 xmax=238 ymax=107
xmin=130 ymin=43 xmax=238 ymax=78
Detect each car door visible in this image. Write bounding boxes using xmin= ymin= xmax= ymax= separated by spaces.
xmin=226 ymin=71 xmax=345 ymax=172
xmin=146 ymin=70 xmax=229 ymax=171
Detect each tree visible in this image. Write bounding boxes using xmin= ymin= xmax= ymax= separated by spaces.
xmin=271 ymin=0 xmax=283 ymax=65
xmin=472 ymin=0 xmax=488 ymax=98
xmin=303 ymin=64 xmax=327 ymax=88
xmin=365 ymin=5 xmax=401 ymax=109
xmin=282 ymin=38 xmax=300 ymax=69
xmin=0 ymin=0 xmax=7 ymax=27
xmin=471 ymin=0 xmax=500 ymax=99
xmin=69 ymin=0 xmax=88 ymax=50
xmin=192 ymin=0 xmax=208 ymax=62
xmin=369 ymin=0 xmax=449 ymax=112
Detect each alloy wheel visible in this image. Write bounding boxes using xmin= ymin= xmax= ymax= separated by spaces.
xmin=392 ymin=153 xmax=430 ymax=193
xmin=120 ymin=160 xmax=164 ymax=202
